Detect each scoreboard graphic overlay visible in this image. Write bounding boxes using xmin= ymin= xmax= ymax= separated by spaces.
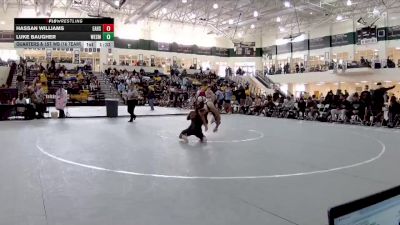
xmin=14 ymin=18 xmax=114 ymax=49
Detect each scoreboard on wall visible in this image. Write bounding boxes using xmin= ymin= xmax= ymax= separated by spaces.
xmin=357 ymin=26 xmax=377 ymax=45
xmin=14 ymin=18 xmax=114 ymax=49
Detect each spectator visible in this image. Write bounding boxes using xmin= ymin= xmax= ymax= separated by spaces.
xmin=371 ymin=82 xmax=395 ymax=119
xmin=360 ymin=56 xmax=366 ymax=66
xmin=55 ymin=86 xmax=67 ymax=118
xmin=15 ymin=93 xmax=27 ymax=116
xmin=215 ymin=87 xmax=225 ymax=111
xmin=16 ymin=75 xmax=24 ymax=94
xmin=298 ymin=97 xmax=306 ymax=116
xmin=300 ymin=63 xmax=305 ymax=73
xmin=127 ymin=84 xmax=139 ymax=122
xmin=344 ymin=90 xmax=349 ymax=99
xmin=387 ymin=57 xmax=395 ymax=68
xmin=117 ymin=82 xmax=126 ymax=94
xmin=331 ymin=94 xmax=350 ymax=122
xmin=238 ymin=85 xmax=246 ymax=106
xmin=32 ymin=84 xmax=46 ymax=119
xmin=224 ymin=86 xmax=233 ymax=114
xmin=388 ymin=96 xmax=400 ymax=127
xmin=253 ymin=96 xmax=263 ymax=115
xmin=349 ymin=92 xmax=364 ymax=121
xmin=148 ymin=87 xmax=156 ymax=111
xmin=284 ymin=62 xmax=290 ymax=74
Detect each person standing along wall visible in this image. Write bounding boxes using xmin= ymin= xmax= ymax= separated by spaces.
xmin=33 ymin=84 xmax=46 ymax=119
xmin=127 ymin=84 xmax=139 ymax=122
xmin=55 ymin=86 xmax=68 ymax=118
xmin=148 ymin=87 xmax=156 ymax=111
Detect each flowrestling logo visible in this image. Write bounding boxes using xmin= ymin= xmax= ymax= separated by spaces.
xmin=47 ymin=18 xmax=83 ymax=24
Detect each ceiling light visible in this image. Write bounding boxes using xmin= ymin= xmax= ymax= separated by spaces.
xmin=361 ymin=81 xmax=368 ymax=83
xmin=213 ymin=3 xmax=218 ymax=9
xmin=0 ymin=21 xmax=5 ymax=25
xmin=251 ymin=24 xmax=255 ymax=29
xmin=222 ymin=21 xmax=227 ymax=24
xmin=114 ymin=0 xmax=119 ymax=6
xmin=373 ymin=8 xmax=379 ymax=15
xmin=279 ymin=26 xmax=285 ymax=32
xmin=162 ymin=8 xmax=167 ymax=14
xmin=253 ymin=11 xmax=259 ymax=17
xmin=276 ymin=16 xmax=281 ymax=22
xmin=229 ymin=19 xmax=234 ymax=24
xmin=310 ymin=12 xmax=313 ymax=15
xmin=284 ymin=1 xmax=290 ymax=7
xmin=182 ymin=0 xmax=187 ymax=3
xmin=238 ymin=32 xmax=243 ymax=38
xmin=346 ymin=0 xmax=352 ymax=6
xmin=336 ymin=15 xmax=343 ymax=21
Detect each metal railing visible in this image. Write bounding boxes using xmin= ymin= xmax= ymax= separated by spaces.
xmin=255 ymin=73 xmax=289 ymax=97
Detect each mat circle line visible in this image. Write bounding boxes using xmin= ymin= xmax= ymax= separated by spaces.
xmin=35 ymin=133 xmax=386 ymax=180
xmin=158 ymin=129 xmax=265 ymax=143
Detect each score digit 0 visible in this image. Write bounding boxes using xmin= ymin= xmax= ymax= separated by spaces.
xmin=102 ymin=24 xmax=114 ymax=32
xmin=102 ymin=32 xmax=114 ymax=41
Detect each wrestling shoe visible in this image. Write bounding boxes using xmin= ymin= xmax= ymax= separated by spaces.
xmin=213 ymin=126 xmax=218 ymax=133
xmin=180 ymin=134 xmax=188 ymax=143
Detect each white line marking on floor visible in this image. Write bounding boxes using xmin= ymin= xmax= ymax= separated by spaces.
xmin=35 ymin=134 xmax=386 ymax=180
xmin=158 ymin=129 xmax=265 ymax=143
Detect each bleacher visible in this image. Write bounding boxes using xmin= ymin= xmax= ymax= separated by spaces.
xmin=26 ymin=67 xmax=107 ymax=106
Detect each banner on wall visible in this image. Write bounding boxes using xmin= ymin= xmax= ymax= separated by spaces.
xmin=236 ymin=47 xmax=243 ymax=56
xmin=356 ymin=27 xmax=377 ymax=45
xmin=387 ymin=26 xmax=400 ymax=40
xmin=196 ymin=46 xmax=212 ymax=55
xmin=157 ymin=42 xmax=170 ymax=51
xmin=309 ymin=36 xmax=331 ymax=50
xmin=234 ymin=42 xmax=256 ymax=47
xmin=235 ymin=47 xmax=255 ymax=56
xmin=262 ymin=45 xmax=277 ymax=56
xmin=277 ymin=43 xmax=291 ymax=54
xmin=213 ymin=47 xmax=229 ymax=57
xmin=177 ymin=44 xmax=192 ymax=54
xmin=331 ymin=32 xmax=355 ymax=47
xmin=292 ymin=40 xmax=309 ymax=52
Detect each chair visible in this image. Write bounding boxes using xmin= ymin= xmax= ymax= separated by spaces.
xmin=14 ymin=104 xmax=26 ymax=120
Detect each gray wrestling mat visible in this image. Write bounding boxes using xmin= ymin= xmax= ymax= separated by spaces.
xmin=0 ymin=115 xmax=399 ymax=225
